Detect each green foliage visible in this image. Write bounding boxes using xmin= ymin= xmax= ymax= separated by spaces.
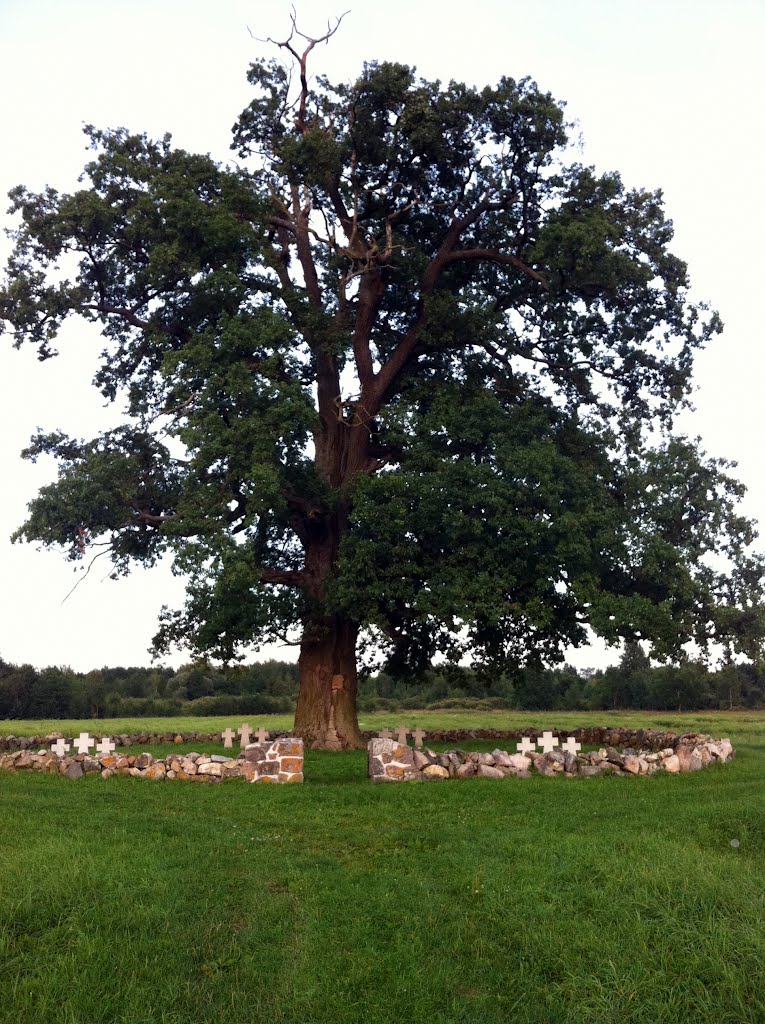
xmin=0 ymin=657 xmax=299 ymax=720
xmin=0 ymin=653 xmax=762 ymax=719
xmin=1 ymin=29 xmax=763 ymax=687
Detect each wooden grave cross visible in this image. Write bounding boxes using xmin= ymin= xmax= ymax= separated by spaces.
xmin=396 ymin=724 xmax=408 ymax=745
xmin=412 ymin=727 xmax=425 ymax=749
xmin=256 ymin=727 xmax=269 ymax=745
xmin=221 ymin=728 xmax=236 ymax=749
xmin=96 ymin=737 xmax=115 ymax=756
xmin=238 ymin=723 xmax=252 ymax=748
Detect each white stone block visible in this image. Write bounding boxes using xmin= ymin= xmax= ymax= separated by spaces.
xmin=507 ymin=753 xmax=532 ymax=770
xmin=718 ymin=739 xmax=733 ymax=761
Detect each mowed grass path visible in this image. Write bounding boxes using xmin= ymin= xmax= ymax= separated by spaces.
xmin=0 ymin=712 xmax=763 ymax=1024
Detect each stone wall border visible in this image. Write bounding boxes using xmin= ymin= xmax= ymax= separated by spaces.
xmin=0 ymin=724 xmax=744 ymax=754
xmin=0 ymin=738 xmax=304 ymax=783
xmin=368 ymin=729 xmax=735 ymax=782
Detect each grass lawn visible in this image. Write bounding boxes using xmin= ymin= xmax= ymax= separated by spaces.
xmin=3 ymin=707 xmax=764 ymax=738
xmin=1 ymin=711 xmax=763 ymax=1024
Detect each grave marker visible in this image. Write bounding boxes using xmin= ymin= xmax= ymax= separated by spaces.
xmin=238 ymin=723 xmax=252 ymax=748
xmin=378 ymin=729 xmax=393 ymax=740
xmin=221 ymin=728 xmax=235 ymax=749
xmin=561 ymin=736 xmax=581 ymax=755
xmin=74 ymin=732 xmax=94 ymax=754
xmin=517 ymin=736 xmax=536 ymax=755
xmin=256 ymin=727 xmax=269 ymax=745
xmin=412 ymin=727 xmax=425 ymax=749
xmin=96 ymin=737 xmax=115 ymax=756
xmin=537 ymin=731 xmax=559 ymax=753
xmin=51 ymin=738 xmax=71 ymax=757
xmin=396 ymin=724 xmax=408 ymax=745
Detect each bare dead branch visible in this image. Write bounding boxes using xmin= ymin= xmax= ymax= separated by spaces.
xmin=253 ymin=9 xmax=350 ymax=133
xmin=60 ymin=546 xmax=113 ymax=605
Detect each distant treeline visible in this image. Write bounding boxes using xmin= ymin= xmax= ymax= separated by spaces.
xmin=0 ymin=645 xmax=763 ymax=719
xmin=0 ymin=659 xmax=298 ymax=720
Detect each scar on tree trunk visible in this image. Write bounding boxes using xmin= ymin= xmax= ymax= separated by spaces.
xmin=293 ymin=618 xmax=365 ymax=750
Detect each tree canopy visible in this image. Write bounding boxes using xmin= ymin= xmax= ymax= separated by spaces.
xmin=2 ymin=18 xmax=763 ymax=746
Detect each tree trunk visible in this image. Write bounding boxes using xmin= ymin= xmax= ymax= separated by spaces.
xmin=293 ymin=616 xmax=364 ymax=749
xmin=291 ymin=397 xmax=370 ymax=749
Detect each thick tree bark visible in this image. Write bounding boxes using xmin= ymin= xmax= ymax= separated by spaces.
xmin=293 ymin=616 xmax=364 ymax=749
xmin=290 ymin=447 xmax=367 ymax=748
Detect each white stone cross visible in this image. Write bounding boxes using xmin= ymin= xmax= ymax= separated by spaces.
xmin=561 ymin=736 xmax=581 ymax=754
xmin=51 ymin=738 xmax=71 ymax=757
xmin=221 ymin=728 xmax=236 ymax=749
xmin=537 ymin=731 xmax=560 ymax=753
xmin=378 ymin=728 xmax=393 ymax=740
xmin=517 ymin=736 xmax=537 ymax=755
xmin=73 ymin=732 xmax=94 ymax=754
xmin=412 ymin=727 xmax=425 ymax=749
xmin=238 ymin=723 xmax=252 ymax=748
xmin=96 ymin=737 xmax=115 ymax=756
xmin=396 ymin=724 xmax=408 ymax=745
xmin=256 ymin=727 xmax=269 ymax=744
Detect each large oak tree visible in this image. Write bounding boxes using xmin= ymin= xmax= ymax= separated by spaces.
xmin=3 ymin=20 xmax=763 ymax=747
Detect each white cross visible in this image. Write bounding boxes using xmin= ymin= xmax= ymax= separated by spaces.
xmin=221 ymin=728 xmax=235 ymax=748
xmin=561 ymin=736 xmax=581 ymax=754
xmin=412 ymin=727 xmax=425 ymax=749
xmin=51 ymin=738 xmax=70 ymax=757
xmin=378 ymin=728 xmax=393 ymax=740
xmin=256 ymin=727 xmax=269 ymax=744
xmin=517 ymin=737 xmax=536 ymax=755
xmin=74 ymin=732 xmax=94 ymax=754
xmin=238 ymin=723 xmax=252 ymax=748
xmin=537 ymin=731 xmax=559 ymax=753
xmin=396 ymin=724 xmax=408 ymax=745
xmin=96 ymin=737 xmax=115 ymax=756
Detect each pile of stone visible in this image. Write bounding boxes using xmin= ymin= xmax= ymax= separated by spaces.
xmin=0 ymin=737 xmax=304 ymax=783
xmin=368 ymin=734 xmax=735 ymax=782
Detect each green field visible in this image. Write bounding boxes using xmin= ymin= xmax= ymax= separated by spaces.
xmin=2 ymin=707 xmax=763 ymax=739
xmin=1 ymin=711 xmax=763 ymax=1024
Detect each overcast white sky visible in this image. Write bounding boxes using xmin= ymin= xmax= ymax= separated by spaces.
xmin=0 ymin=0 xmax=763 ymax=672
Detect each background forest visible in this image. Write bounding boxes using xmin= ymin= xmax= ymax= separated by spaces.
xmin=1 ymin=648 xmax=762 ymax=720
